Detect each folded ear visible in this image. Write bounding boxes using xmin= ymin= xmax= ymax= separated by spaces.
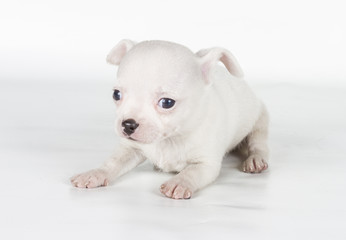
xmin=106 ymin=39 xmax=136 ymax=65
xmin=196 ymin=47 xmax=244 ymax=83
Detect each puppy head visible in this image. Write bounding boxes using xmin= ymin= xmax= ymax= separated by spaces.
xmin=107 ymin=39 xmax=243 ymax=144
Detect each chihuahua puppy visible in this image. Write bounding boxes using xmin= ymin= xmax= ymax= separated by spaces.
xmin=71 ymin=40 xmax=269 ymax=199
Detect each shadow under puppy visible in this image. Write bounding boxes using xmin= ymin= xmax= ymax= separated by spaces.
xmin=71 ymin=39 xmax=269 ymax=199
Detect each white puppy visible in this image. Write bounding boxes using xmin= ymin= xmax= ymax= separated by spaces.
xmin=71 ymin=40 xmax=269 ymax=199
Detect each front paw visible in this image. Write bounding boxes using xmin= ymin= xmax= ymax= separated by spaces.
xmin=70 ymin=169 xmax=109 ymax=188
xmin=242 ymin=154 xmax=268 ymax=173
xmin=160 ymin=179 xmax=192 ymax=200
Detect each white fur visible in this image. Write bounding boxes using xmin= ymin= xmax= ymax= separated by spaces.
xmin=71 ymin=40 xmax=269 ymax=199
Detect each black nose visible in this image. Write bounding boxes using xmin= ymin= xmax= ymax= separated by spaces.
xmin=122 ymin=119 xmax=139 ymax=136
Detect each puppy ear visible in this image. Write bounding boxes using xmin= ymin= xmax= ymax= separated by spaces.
xmin=106 ymin=39 xmax=136 ymax=65
xmin=196 ymin=47 xmax=244 ymax=83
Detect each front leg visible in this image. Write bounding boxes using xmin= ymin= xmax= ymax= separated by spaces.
xmin=71 ymin=146 xmax=144 ymax=188
xmin=160 ymin=161 xmax=221 ymax=199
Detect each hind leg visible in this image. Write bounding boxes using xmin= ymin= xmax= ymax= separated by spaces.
xmin=242 ymin=107 xmax=269 ymax=173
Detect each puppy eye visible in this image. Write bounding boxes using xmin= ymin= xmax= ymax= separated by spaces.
xmin=113 ymin=89 xmax=122 ymax=101
xmin=158 ymin=98 xmax=175 ymax=109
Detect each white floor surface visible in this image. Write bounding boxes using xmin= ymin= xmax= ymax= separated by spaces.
xmin=1 ymin=80 xmax=345 ymax=240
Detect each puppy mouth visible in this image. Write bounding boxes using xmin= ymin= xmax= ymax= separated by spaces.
xmin=122 ymin=132 xmax=138 ymax=141
xmin=117 ymin=125 xmax=159 ymax=144
xmin=127 ymin=136 xmax=137 ymax=141
xmin=122 ymin=132 xmax=156 ymax=144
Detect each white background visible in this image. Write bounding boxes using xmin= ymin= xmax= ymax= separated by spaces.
xmin=1 ymin=1 xmax=346 ymax=240
xmin=1 ymin=0 xmax=346 ymax=85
